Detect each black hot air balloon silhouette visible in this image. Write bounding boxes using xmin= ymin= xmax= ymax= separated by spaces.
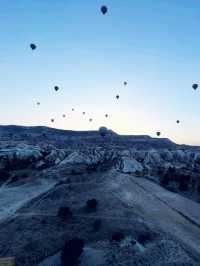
xmin=156 ymin=131 xmax=161 ymax=136
xmin=101 ymin=5 xmax=108 ymax=15
xmin=30 ymin=43 xmax=36 ymax=50
xmin=192 ymin=83 xmax=198 ymax=90
xmin=51 ymin=119 xmax=55 ymax=123
xmin=124 ymin=81 xmax=127 ymax=86
xmin=36 ymin=102 xmax=40 ymax=106
xmin=176 ymin=120 xmax=180 ymax=124
xmin=89 ymin=118 xmax=93 ymax=122
xmin=54 ymin=86 xmax=59 ymax=92
xmin=116 ymin=95 xmax=119 ymax=99
xmin=105 ymin=114 xmax=108 ymax=118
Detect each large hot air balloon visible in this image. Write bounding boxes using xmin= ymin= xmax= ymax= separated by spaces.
xmin=54 ymin=86 xmax=59 ymax=92
xmin=116 ymin=95 xmax=119 ymax=99
xmin=156 ymin=131 xmax=161 ymax=137
xmin=30 ymin=43 xmax=37 ymax=50
xmin=176 ymin=120 xmax=180 ymax=124
xmin=101 ymin=5 xmax=108 ymax=15
xmin=192 ymin=83 xmax=198 ymax=90
xmin=99 ymin=127 xmax=108 ymax=137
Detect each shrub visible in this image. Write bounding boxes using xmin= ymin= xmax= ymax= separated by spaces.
xmin=57 ymin=207 xmax=72 ymax=220
xmin=86 ymin=199 xmax=98 ymax=211
xmin=9 ymin=175 xmax=19 ymax=184
xmin=0 ymin=170 xmax=10 ymax=181
xmin=137 ymin=232 xmax=152 ymax=244
xmin=160 ymin=174 xmax=169 ymax=186
xmin=61 ymin=238 xmax=84 ymax=266
xmin=21 ymin=173 xmax=28 ymax=178
xmin=93 ymin=219 xmax=102 ymax=231
xmin=111 ymin=232 xmax=125 ymax=242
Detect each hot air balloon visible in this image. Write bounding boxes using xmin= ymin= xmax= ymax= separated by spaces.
xmin=116 ymin=95 xmax=119 ymax=99
xmin=101 ymin=5 xmax=108 ymax=15
xmin=99 ymin=127 xmax=108 ymax=137
xmin=63 ymin=114 xmax=66 ymax=118
xmin=82 ymin=112 xmax=85 ymax=115
xmin=105 ymin=114 xmax=108 ymax=118
xmin=54 ymin=86 xmax=59 ymax=91
xmin=156 ymin=131 xmax=161 ymax=137
xmin=36 ymin=102 xmax=40 ymax=106
xmin=51 ymin=119 xmax=55 ymax=123
xmin=30 ymin=43 xmax=36 ymax=50
xmin=72 ymin=108 xmax=74 ymax=111
xmin=192 ymin=83 xmax=198 ymax=90
xmin=124 ymin=81 xmax=127 ymax=86
xmin=176 ymin=120 xmax=180 ymax=124
xmin=89 ymin=118 xmax=93 ymax=122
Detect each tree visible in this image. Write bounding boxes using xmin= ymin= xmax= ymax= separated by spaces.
xmin=86 ymin=199 xmax=98 ymax=211
xmin=61 ymin=238 xmax=84 ymax=266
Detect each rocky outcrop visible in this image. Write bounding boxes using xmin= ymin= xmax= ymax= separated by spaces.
xmin=117 ymin=157 xmax=143 ymax=175
xmin=0 ymin=147 xmax=43 ymax=170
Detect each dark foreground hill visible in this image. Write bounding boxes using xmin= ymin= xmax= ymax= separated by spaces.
xmin=0 ymin=125 xmax=200 ymax=265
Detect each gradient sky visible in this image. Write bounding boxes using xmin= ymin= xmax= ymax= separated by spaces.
xmin=0 ymin=0 xmax=200 ymax=145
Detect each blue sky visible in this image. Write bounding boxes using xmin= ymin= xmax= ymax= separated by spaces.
xmin=0 ymin=0 xmax=200 ymax=144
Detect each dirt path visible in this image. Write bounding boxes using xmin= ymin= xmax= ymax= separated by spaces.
xmin=109 ymin=173 xmax=200 ymax=262
xmin=0 ymin=178 xmax=56 ymax=222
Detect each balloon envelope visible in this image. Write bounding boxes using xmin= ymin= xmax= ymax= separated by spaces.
xmin=99 ymin=127 xmax=108 ymax=137
xmin=192 ymin=83 xmax=198 ymax=90
xmin=101 ymin=6 xmax=108 ymax=14
xmin=30 ymin=43 xmax=36 ymax=50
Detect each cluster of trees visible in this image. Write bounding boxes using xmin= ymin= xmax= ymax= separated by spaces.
xmin=160 ymin=167 xmax=191 ymax=192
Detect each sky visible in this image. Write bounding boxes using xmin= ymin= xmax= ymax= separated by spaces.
xmin=0 ymin=0 xmax=200 ymax=145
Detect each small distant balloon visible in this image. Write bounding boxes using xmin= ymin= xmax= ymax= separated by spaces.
xmin=30 ymin=43 xmax=37 ymax=50
xmin=101 ymin=5 xmax=108 ymax=15
xmin=105 ymin=114 xmax=108 ymax=118
xmin=54 ymin=86 xmax=59 ymax=92
xmin=156 ymin=131 xmax=161 ymax=137
xmin=63 ymin=114 xmax=66 ymax=118
xmin=116 ymin=95 xmax=119 ymax=99
xmin=72 ymin=108 xmax=74 ymax=111
xmin=124 ymin=81 xmax=127 ymax=86
xmin=89 ymin=118 xmax=93 ymax=122
xmin=192 ymin=83 xmax=198 ymax=90
xmin=36 ymin=102 xmax=40 ymax=106
xmin=99 ymin=127 xmax=108 ymax=137
xmin=176 ymin=120 xmax=180 ymax=124
xmin=82 ymin=112 xmax=85 ymax=115
xmin=51 ymin=119 xmax=55 ymax=123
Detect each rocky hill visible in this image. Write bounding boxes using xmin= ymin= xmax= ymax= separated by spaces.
xmin=0 ymin=125 xmax=200 ymax=266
